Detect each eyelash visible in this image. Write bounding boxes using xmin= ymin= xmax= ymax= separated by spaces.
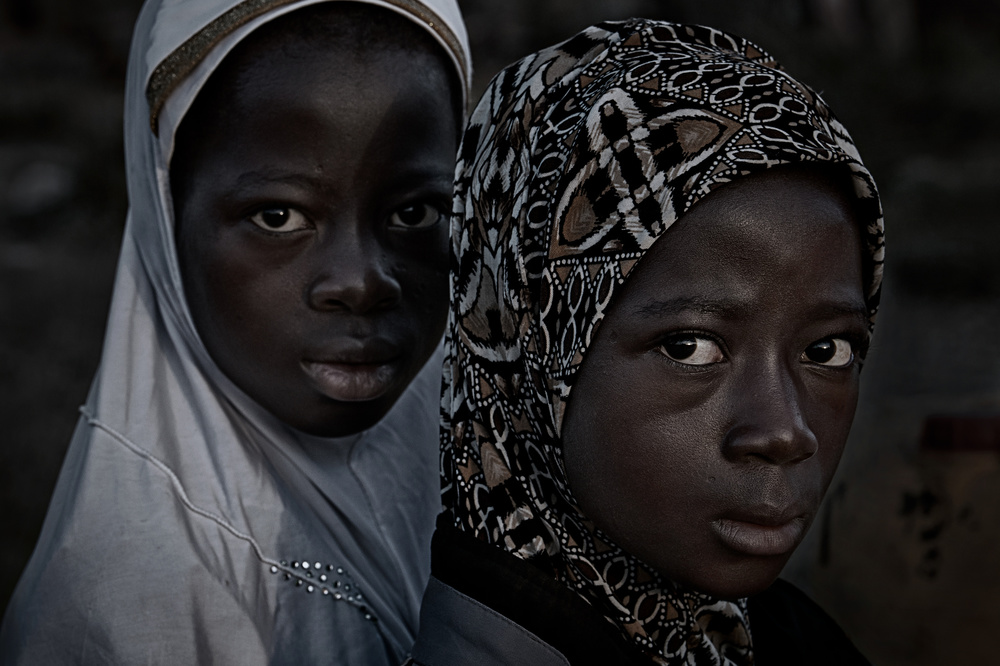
xmin=655 ymin=331 xmax=727 ymax=368
xmin=805 ymin=333 xmax=868 ymax=370
xmin=387 ymin=201 xmax=446 ymax=230
xmin=242 ymin=200 xmax=447 ymax=235
xmin=246 ymin=206 xmax=313 ymax=235
xmin=654 ymin=330 xmax=868 ymax=369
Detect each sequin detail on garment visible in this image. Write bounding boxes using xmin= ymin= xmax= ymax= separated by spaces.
xmin=271 ymin=559 xmax=377 ymax=622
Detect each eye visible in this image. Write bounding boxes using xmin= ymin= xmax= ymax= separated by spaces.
xmin=801 ymin=338 xmax=854 ymax=367
xmin=658 ymin=335 xmax=724 ymax=366
xmin=249 ymin=207 xmax=310 ymax=233
xmin=388 ymin=203 xmax=443 ymax=229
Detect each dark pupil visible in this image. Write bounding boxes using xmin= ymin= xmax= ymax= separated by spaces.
xmin=664 ymin=337 xmax=696 ymax=360
xmin=260 ymin=209 xmax=288 ymax=228
xmin=806 ymin=340 xmax=836 ymax=363
xmin=396 ymin=205 xmax=427 ymax=226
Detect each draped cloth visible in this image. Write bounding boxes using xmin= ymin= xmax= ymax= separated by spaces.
xmin=441 ymin=19 xmax=883 ymax=665
xmin=0 ymin=1 xmax=470 ymax=664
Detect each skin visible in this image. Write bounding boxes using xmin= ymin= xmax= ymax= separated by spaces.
xmin=561 ymin=167 xmax=867 ymax=600
xmin=172 ymin=19 xmax=457 ymax=437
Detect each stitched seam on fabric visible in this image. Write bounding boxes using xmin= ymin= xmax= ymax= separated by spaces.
xmin=145 ymin=0 xmax=469 ymax=134
xmin=79 ymin=406 xmax=299 ymax=578
xmin=79 ymin=405 xmax=396 ymax=616
xmin=81 ymin=407 xmax=393 ymax=637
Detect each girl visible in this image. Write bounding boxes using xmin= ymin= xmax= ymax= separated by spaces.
xmin=1 ymin=0 xmax=470 ymax=664
xmin=411 ymin=19 xmax=883 ymax=665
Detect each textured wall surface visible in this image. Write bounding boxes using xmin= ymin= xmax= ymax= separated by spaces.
xmin=1 ymin=1 xmax=998 ymax=663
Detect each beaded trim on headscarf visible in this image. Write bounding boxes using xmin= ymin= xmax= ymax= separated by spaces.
xmin=442 ymin=19 xmax=884 ymax=665
xmin=146 ymin=0 xmax=470 ymax=133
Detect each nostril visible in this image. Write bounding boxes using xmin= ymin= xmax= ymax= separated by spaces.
xmin=724 ymin=421 xmax=818 ymax=466
xmin=307 ymin=266 xmax=402 ymax=314
xmin=724 ymin=370 xmax=820 ymax=466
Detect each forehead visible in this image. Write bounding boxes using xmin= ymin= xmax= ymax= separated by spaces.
xmin=175 ymin=3 xmax=459 ymax=147
xmin=619 ymin=168 xmax=866 ymax=315
xmin=171 ymin=19 xmax=457 ymax=179
xmin=222 ymin=31 xmax=445 ymax=109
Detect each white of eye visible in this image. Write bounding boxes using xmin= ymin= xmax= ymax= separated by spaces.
xmin=249 ymin=207 xmax=311 ymax=233
xmin=658 ymin=336 xmax=724 ymax=366
xmin=801 ymin=338 xmax=854 ymax=367
xmin=389 ymin=203 xmax=442 ymax=229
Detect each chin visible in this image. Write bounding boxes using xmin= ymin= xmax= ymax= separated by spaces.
xmin=315 ymin=404 xmax=395 ymax=437
xmin=668 ymin=554 xmax=791 ymax=601
xmin=278 ymin=395 xmax=399 ymax=438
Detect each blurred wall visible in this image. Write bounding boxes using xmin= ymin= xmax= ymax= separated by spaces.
xmin=2 ymin=1 xmax=998 ymax=664
xmin=0 ymin=0 xmax=138 ymax=621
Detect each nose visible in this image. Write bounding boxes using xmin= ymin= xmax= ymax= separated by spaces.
xmin=723 ymin=360 xmax=819 ymax=466
xmin=307 ymin=224 xmax=402 ymax=314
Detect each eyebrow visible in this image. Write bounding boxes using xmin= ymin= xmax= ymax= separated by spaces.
xmin=233 ymin=166 xmax=454 ymax=194
xmin=634 ymin=296 xmax=751 ymax=319
xmin=808 ymin=301 xmax=870 ymax=321
xmin=233 ymin=170 xmax=324 ymax=191
xmin=634 ymin=295 xmax=869 ymax=323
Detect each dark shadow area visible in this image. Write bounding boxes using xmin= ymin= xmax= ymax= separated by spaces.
xmin=0 ymin=0 xmax=139 ymax=619
xmin=2 ymin=1 xmax=998 ymax=663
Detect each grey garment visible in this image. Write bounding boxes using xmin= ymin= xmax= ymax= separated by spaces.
xmin=410 ymin=577 xmax=571 ymax=666
xmin=0 ymin=429 xmax=395 ymax=666
xmin=0 ymin=347 xmax=443 ymax=665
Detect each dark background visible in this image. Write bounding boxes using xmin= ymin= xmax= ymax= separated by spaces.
xmin=2 ymin=1 xmax=998 ymax=663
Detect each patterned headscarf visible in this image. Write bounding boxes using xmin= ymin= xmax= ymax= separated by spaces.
xmin=441 ymin=19 xmax=884 ymax=665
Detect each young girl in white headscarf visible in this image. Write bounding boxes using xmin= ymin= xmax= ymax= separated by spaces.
xmin=0 ymin=1 xmax=470 ymax=664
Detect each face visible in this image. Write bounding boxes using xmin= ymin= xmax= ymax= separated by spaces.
xmin=173 ymin=29 xmax=457 ymax=436
xmin=561 ymin=168 xmax=867 ymax=599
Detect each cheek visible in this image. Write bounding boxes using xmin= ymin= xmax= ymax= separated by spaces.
xmin=806 ymin=373 xmax=860 ymax=465
xmin=395 ymin=231 xmax=450 ymax=327
xmin=178 ymin=224 xmax=229 ymax=329
xmin=180 ymin=229 xmax=302 ymax=351
xmin=400 ymin=226 xmax=449 ymax=275
xmin=564 ymin=357 xmax=723 ymax=544
xmin=403 ymin=251 xmax=448 ymax=303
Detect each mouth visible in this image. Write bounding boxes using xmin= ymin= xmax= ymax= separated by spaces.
xmin=301 ymin=344 xmax=401 ymax=403
xmin=711 ymin=511 xmax=809 ymax=557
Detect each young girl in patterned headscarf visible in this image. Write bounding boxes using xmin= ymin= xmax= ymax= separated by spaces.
xmin=411 ymin=19 xmax=883 ymax=666
xmin=1 ymin=0 xmax=470 ymax=664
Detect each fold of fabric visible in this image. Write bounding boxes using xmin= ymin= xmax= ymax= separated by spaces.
xmin=441 ymin=19 xmax=883 ymax=664
xmin=1 ymin=1 xmax=470 ymax=664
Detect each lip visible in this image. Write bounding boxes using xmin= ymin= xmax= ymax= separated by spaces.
xmin=301 ymin=341 xmax=401 ymax=403
xmin=712 ymin=512 xmax=808 ymax=557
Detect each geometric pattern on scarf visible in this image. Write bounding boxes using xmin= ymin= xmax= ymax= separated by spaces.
xmin=441 ymin=19 xmax=884 ymax=665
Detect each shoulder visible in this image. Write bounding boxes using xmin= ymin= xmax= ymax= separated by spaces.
xmin=411 ymin=576 xmax=572 ymax=666
xmin=748 ymin=578 xmax=871 ymax=666
xmin=1 ymin=509 xmax=270 ymax=664
xmin=0 ymin=427 xmax=271 ymax=665
xmin=2 ymin=548 xmax=268 ymax=665
xmin=414 ymin=526 xmax=650 ymax=666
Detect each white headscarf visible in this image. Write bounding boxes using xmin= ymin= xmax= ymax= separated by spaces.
xmin=0 ymin=1 xmax=470 ymax=664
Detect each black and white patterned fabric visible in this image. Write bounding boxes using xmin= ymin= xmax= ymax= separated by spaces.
xmin=440 ymin=19 xmax=884 ymax=665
